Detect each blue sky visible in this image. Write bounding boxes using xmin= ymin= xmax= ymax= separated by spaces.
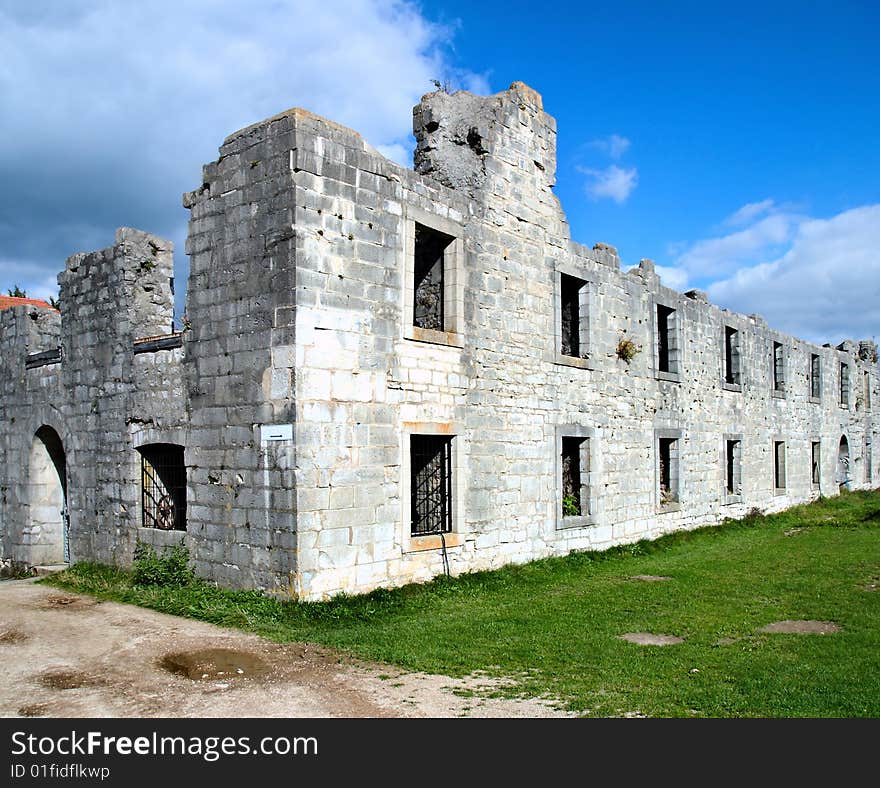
xmin=2 ymin=1 xmax=878 ymax=345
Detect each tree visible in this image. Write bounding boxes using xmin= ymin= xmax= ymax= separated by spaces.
xmin=7 ymin=285 xmax=27 ymax=298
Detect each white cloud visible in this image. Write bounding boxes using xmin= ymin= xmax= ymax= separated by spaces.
xmin=707 ymin=205 xmax=880 ymax=344
xmin=723 ymin=199 xmax=775 ymax=227
xmin=675 ymin=211 xmax=801 ymax=279
xmin=654 ymin=265 xmax=690 ymax=292
xmin=581 ymin=165 xmax=638 ymax=203
xmin=589 ymin=133 xmax=631 ymax=159
xmin=0 ymin=0 xmax=485 ymax=313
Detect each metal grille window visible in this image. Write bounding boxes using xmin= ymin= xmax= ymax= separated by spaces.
xmin=840 ymin=362 xmax=849 ymax=406
xmin=139 ymin=444 xmax=186 ymax=530
xmin=413 ymin=224 xmax=453 ymax=331
xmin=410 ymin=435 xmax=453 ymax=536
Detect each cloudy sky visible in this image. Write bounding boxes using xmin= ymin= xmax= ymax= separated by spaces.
xmin=2 ymin=0 xmax=878 ymax=345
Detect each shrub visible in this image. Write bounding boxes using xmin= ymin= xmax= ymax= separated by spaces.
xmin=616 ymin=336 xmax=642 ymax=364
xmin=132 ymin=541 xmax=194 ymax=587
xmin=562 ymin=494 xmax=580 ymax=517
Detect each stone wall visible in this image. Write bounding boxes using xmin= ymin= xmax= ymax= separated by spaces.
xmin=0 ymin=82 xmax=876 ymax=598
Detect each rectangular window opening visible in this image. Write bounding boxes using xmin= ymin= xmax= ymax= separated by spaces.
xmin=811 ymin=441 xmax=821 ymax=488
xmin=560 ymin=274 xmax=589 ymax=359
xmin=773 ymin=441 xmax=786 ymax=491
xmin=724 ymin=326 xmax=740 ymax=385
xmin=866 ymin=439 xmax=873 ymax=484
xmin=658 ymin=437 xmax=679 ymax=505
xmin=139 ymin=444 xmax=186 ymax=531
xmin=840 ymin=362 xmax=849 ymax=407
xmin=772 ymin=342 xmax=785 ymax=392
xmin=561 ymin=436 xmax=589 ymax=517
xmin=810 ymin=353 xmax=821 ymax=400
xmin=413 ymin=223 xmax=453 ymax=332
xmin=865 ymin=371 xmax=871 ymax=410
xmin=657 ymin=304 xmax=678 ymax=374
xmin=410 ymin=434 xmax=453 ymax=536
xmin=725 ymin=439 xmax=742 ymax=496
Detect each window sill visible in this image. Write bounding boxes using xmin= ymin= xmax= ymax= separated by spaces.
xmin=136 ymin=526 xmax=187 ymax=541
xmin=657 ymin=502 xmax=681 ymax=513
xmin=722 ymin=494 xmax=743 ymax=505
xmin=808 ymin=396 xmax=821 ymax=404
xmin=656 ymin=371 xmax=681 ymax=383
xmin=554 ymin=353 xmax=592 ymax=370
xmin=773 ymin=488 xmax=787 ymax=497
xmin=405 ymin=532 xmax=462 ymax=553
xmin=405 ymin=326 xmax=463 ymax=348
xmin=722 ymin=382 xmax=742 ymax=393
xmin=556 ymin=514 xmax=596 ymax=530
xmin=839 ymin=403 xmax=850 ymax=410
xmin=771 ymin=389 xmax=786 ymax=399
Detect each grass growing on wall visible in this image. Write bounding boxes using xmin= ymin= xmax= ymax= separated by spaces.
xmin=45 ymin=490 xmax=880 ymax=717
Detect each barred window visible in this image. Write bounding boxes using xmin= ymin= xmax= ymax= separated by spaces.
xmin=410 ymin=435 xmax=453 ymax=536
xmin=413 ymin=224 xmax=453 ymax=332
xmin=138 ymin=444 xmax=186 ymax=530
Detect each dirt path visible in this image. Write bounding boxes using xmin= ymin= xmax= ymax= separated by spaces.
xmin=0 ymin=579 xmax=569 ymax=718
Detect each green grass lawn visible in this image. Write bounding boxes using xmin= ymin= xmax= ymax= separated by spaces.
xmin=45 ymin=491 xmax=880 ymax=717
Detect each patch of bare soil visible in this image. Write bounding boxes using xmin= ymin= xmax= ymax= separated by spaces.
xmin=160 ymin=648 xmax=270 ymax=681
xmin=757 ymin=620 xmax=840 ymax=634
xmin=630 ymin=574 xmax=672 ymax=582
xmin=784 ymin=527 xmax=807 ymax=537
xmin=17 ymin=703 xmax=49 ymax=717
xmin=38 ymin=670 xmax=107 ymax=691
xmin=0 ymin=628 xmax=27 ymax=644
xmin=43 ymin=594 xmax=99 ymax=610
xmin=619 ymin=632 xmax=684 ymax=646
xmin=0 ymin=580 xmax=571 ymax=718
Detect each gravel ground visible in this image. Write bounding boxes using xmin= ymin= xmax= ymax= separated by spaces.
xmin=0 ymin=578 xmax=570 ymax=719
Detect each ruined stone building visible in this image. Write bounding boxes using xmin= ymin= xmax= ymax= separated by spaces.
xmin=1 ymin=83 xmax=877 ymax=599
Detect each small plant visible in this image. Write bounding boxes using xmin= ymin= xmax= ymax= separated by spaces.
xmin=562 ymin=494 xmax=580 ymax=517
xmin=132 ymin=541 xmax=194 ymax=587
xmin=0 ymin=560 xmax=36 ymax=580
xmin=616 ymin=336 xmax=642 ymax=364
xmin=660 ymin=488 xmax=676 ymax=506
xmin=6 ymin=285 xmax=27 ymax=298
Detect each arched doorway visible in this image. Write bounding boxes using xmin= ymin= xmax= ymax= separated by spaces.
xmin=26 ymin=426 xmax=68 ymax=565
xmin=836 ymin=435 xmax=850 ymax=492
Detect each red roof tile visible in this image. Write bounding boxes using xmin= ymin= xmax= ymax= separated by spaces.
xmin=0 ymin=295 xmax=56 ymax=311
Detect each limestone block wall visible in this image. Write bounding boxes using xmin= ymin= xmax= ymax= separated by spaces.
xmin=1 ymin=81 xmax=876 ymax=598
xmin=58 ymin=228 xmax=184 ymax=563
xmin=181 ymin=109 xmax=308 ymax=589
xmin=279 ymin=83 xmax=878 ymax=599
xmin=0 ymin=304 xmax=63 ymax=564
